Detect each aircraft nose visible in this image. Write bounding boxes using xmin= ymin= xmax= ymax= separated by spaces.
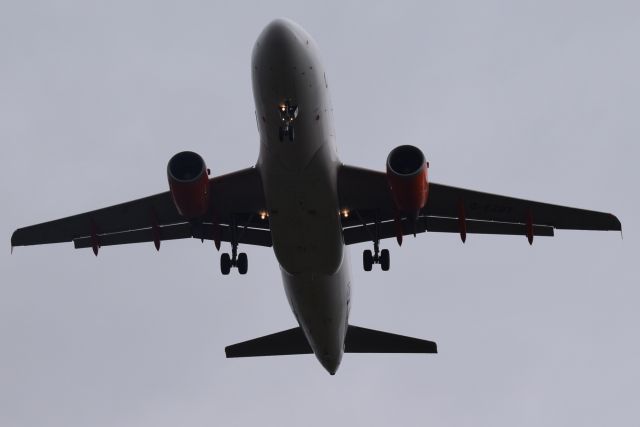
xmin=252 ymin=18 xmax=312 ymax=101
xmin=256 ymin=18 xmax=301 ymax=54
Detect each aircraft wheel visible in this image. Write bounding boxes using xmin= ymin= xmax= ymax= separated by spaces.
xmin=289 ymin=125 xmax=295 ymax=141
xmin=278 ymin=127 xmax=284 ymax=141
xmin=380 ymin=249 xmax=390 ymax=271
xmin=220 ymin=253 xmax=231 ymax=275
xmin=363 ymin=249 xmax=373 ymax=272
xmin=237 ymin=252 xmax=248 ymax=275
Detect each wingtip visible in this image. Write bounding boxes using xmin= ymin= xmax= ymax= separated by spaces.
xmin=610 ymin=213 xmax=622 ymax=231
xmin=10 ymin=228 xmax=20 ymax=252
xmin=607 ymin=213 xmax=623 ymax=239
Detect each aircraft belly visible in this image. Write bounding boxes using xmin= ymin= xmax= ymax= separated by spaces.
xmin=282 ymin=251 xmax=351 ymax=373
xmin=263 ymin=146 xmax=343 ymax=275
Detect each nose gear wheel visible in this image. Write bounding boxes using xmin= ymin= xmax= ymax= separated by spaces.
xmin=278 ymin=99 xmax=298 ymax=142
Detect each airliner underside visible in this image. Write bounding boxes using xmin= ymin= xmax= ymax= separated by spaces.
xmin=11 ymin=19 xmax=621 ymax=374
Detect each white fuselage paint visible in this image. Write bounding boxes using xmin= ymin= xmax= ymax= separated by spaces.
xmin=252 ymin=19 xmax=350 ymax=374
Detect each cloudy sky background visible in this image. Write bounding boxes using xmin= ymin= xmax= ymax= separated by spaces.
xmin=1 ymin=1 xmax=638 ymax=426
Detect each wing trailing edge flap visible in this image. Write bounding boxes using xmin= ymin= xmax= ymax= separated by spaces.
xmin=225 ymin=325 xmax=437 ymax=358
xmin=343 ymin=216 xmax=554 ymax=245
xmin=74 ymin=222 xmax=272 ymax=249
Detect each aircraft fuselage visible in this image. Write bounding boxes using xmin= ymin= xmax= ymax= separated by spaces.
xmin=252 ymin=19 xmax=349 ymax=374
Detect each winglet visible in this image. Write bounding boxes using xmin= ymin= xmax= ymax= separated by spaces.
xmin=610 ymin=213 xmax=622 ymax=233
xmin=608 ymin=213 xmax=622 ymax=231
xmin=607 ymin=213 xmax=622 ymax=239
xmin=10 ymin=229 xmax=18 ymax=253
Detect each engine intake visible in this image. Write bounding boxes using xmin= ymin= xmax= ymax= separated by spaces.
xmin=167 ymin=151 xmax=210 ymax=218
xmin=386 ymin=145 xmax=429 ymax=216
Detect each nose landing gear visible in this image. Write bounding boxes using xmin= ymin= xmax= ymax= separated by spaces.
xmin=278 ymin=99 xmax=298 ymax=142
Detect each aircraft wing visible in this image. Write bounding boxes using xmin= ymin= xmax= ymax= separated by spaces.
xmin=338 ymin=165 xmax=621 ymax=245
xmin=11 ymin=167 xmax=271 ymax=252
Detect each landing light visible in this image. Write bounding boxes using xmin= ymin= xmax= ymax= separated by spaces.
xmin=340 ymin=208 xmax=350 ymax=218
xmin=259 ymin=210 xmax=269 ymax=220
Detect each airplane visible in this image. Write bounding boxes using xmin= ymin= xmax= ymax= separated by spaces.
xmin=11 ymin=18 xmax=622 ymax=375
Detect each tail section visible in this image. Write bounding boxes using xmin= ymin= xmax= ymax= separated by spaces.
xmin=345 ymin=325 xmax=437 ymax=353
xmin=225 ymin=325 xmax=437 ymax=358
xmin=225 ymin=327 xmax=312 ymax=358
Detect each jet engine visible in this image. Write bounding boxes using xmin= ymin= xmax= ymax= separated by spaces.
xmin=386 ymin=145 xmax=429 ymax=216
xmin=167 ymin=151 xmax=210 ymax=218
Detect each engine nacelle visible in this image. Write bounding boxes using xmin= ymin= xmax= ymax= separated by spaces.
xmin=167 ymin=151 xmax=210 ymax=218
xmin=386 ymin=145 xmax=429 ymax=216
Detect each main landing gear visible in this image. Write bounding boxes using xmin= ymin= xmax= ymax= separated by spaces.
xmin=363 ymin=240 xmax=390 ymax=272
xmin=220 ymin=246 xmax=248 ymax=275
xmin=358 ymin=211 xmax=390 ymax=272
xmin=278 ymin=99 xmax=298 ymax=142
xmin=220 ymin=217 xmax=248 ymax=275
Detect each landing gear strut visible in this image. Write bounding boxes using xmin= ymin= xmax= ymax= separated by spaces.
xmin=278 ymin=99 xmax=298 ymax=142
xmin=359 ymin=211 xmax=390 ymax=272
xmin=220 ymin=217 xmax=248 ymax=275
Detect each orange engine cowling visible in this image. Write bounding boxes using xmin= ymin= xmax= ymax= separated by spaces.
xmin=167 ymin=151 xmax=210 ymax=218
xmin=386 ymin=145 xmax=429 ymax=216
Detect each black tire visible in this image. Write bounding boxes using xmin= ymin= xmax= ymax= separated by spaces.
xmin=289 ymin=125 xmax=295 ymax=141
xmin=220 ymin=253 xmax=231 ymax=275
xmin=237 ymin=252 xmax=248 ymax=275
xmin=278 ymin=127 xmax=284 ymax=141
xmin=363 ymin=249 xmax=373 ymax=272
xmin=380 ymin=249 xmax=390 ymax=271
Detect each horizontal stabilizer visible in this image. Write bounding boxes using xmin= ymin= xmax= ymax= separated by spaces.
xmin=345 ymin=325 xmax=437 ymax=353
xmin=225 ymin=327 xmax=312 ymax=358
xmin=225 ymin=325 xmax=437 ymax=358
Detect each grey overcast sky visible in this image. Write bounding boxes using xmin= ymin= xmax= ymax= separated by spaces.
xmin=1 ymin=1 xmax=638 ymax=426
